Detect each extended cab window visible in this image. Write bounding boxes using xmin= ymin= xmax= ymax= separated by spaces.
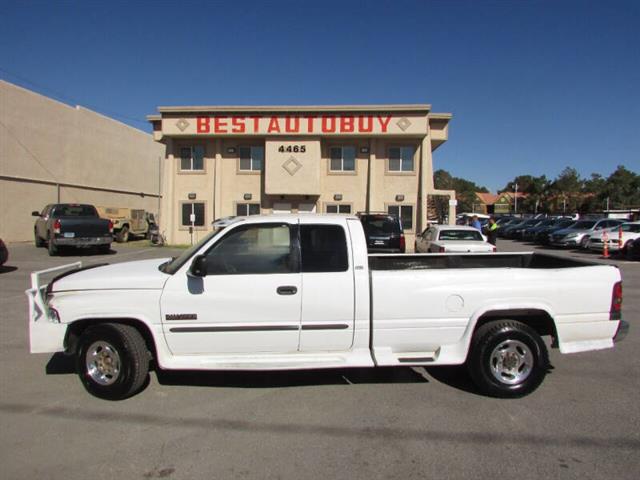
xmin=300 ymin=225 xmax=348 ymax=272
xmin=205 ymin=224 xmax=296 ymax=275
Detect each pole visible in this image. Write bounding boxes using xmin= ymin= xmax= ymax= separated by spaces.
xmin=514 ymin=183 xmax=518 ymax=214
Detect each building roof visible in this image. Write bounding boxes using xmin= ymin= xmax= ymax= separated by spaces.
xmin=475 ymin=193 xmax=499 ymax=205
xmin=154 ymin=104 xmax=433 ymax=114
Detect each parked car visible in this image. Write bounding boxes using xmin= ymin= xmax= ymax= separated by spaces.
xmin=502 ymin=219 xmax=542 ymax=239
xmin=415 ymin=225 xmax=494 ymax=253
xmin=521 ymin=219 xmax=557 ymax=241
xmin=587 ymin=222 xmax=640 ymax=254
xmin=32 ymin=203 xmax=114 ymax=256
xmin=627 ymin=237 xmax=640 ymax=260
xmin=549 ymin=218 xmax=624 ymax=249
xmin=0 ymin=238 xmax=8 ymax=266
xmin=534 ymin=219 xmax=576 ymax=245
xmin=357 ymin=212 xmax=405 ymax=253
xmin=27 ymin=214 xmax=627 ymax=400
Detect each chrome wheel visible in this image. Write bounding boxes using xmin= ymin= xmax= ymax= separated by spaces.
xmin=86 ymin=341 xmax=121 ymax=385
xmin=489 ymin=339 xmax=533 ymax=385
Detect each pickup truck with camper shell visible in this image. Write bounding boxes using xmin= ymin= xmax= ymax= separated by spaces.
xmin=32 ymin=203 xmax=113 ymax=256
xmin=26 ymin=214 xmax=628 ymax=400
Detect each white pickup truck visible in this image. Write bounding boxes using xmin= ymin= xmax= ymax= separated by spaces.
xmin=27 ymin=214 xmax=628 ymax=400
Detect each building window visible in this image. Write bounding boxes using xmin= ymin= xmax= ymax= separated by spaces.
xmin=181 ymin=202 xmax=205 ymax=227
xmin=239 ymin=146 xmax=264 ymax=171
xmin=330 ymin=146 xmax=356 ymax=171
xmin=325 ymin=204 xmax=352 ymax=214
xmin=180 ymin=145 xmax=205 ymax=171
xmin=388 ymin=146 xmax=414 ymax=172
xmin=388 ymin=205 xmax=413 ymax=230
xmin=236 ymin=203 xmax=261 ymax=216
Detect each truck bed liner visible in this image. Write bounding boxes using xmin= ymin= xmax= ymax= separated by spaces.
xmin=368 ymin=252 xmax=598 ymax=270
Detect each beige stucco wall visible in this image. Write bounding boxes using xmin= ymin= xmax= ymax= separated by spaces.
xmin=0 ymin=80 xmax=166 ymax=242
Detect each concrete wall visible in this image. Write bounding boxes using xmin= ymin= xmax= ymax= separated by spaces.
xmin=0 ymin=80 xmax=166 ymax=242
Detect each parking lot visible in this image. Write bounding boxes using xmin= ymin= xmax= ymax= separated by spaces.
xmin=0 ymin=240 xmax=638 ymax=479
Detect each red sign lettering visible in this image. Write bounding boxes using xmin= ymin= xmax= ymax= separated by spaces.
xmin=377 ymin=115 xmax=392 ymax=133
xmin=285 ymin=116 xmax=300 ymax=133
xmin=197 ymin=117 xmax=210 ymax=133
xmin=231 ymin=117 xmax=245 ymax=133
xmin=213 ymin=117 xmax=228 ymax=134
xmin=267 ymin=117 xmax=281 ymax=133
xmin=321 ymin=116 xmax=336 ymax=133
xmin=340 ymin=116 xmax=354 ymax=133
xmin=358 ymin=116 xmax=373 ymax=132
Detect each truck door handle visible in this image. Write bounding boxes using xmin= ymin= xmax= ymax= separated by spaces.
xmin=277 ymin=286 xmax=298 ymax=295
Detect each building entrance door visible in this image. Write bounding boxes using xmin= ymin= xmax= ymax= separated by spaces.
xmin=272 ymin=203 xmax=292 ymax=214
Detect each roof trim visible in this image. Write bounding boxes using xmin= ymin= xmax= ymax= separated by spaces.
xmin=430 ymin=113 xmax=453 ymax=120
xmin=155 ymin=104 xmax=432 ymax=114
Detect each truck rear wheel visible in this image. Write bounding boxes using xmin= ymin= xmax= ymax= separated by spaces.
xmin=467 ymin=320 xmax=548 ymax=398
xmin=47 ymin=236 xmax=58 ymax=256
xmin=34 ymin=230 xmax=44 ymax=247
xmin=76 ymin=323 xmax=149 ymax=400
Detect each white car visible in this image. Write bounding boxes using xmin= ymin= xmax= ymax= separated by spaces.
xmin=415 ymin=225 xmax=495 ymax=253
xmin=587 ymin=221 xmax=640 ymax=253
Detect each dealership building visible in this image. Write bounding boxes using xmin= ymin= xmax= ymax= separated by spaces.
xmin=148 ymin=104 xmax=454 ymax=247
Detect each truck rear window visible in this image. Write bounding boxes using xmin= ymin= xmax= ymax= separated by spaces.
xmin=300 ymin=225 xmax=348 ymax=272
xmin=51 ymin=205 xmax=98 ymax=217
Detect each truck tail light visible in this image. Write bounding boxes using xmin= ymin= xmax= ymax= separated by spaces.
xmin=492 ymin=246 xmax=497 ymax=252
xmin=610 ymin=281 xmax=622 ymax=320
xmin=438 ymin=246 xmax=446 ymax=253
xmin=399 ymin=235 xmax=406 ymax=253
xmin=53 ymin=219 xmax=61 ymax=234
xmin=108 ymin=220 xmax=114 ymax=233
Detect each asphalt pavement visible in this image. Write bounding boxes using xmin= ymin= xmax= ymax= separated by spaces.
xmin=0 ymin=239 xmax=638 ymax=480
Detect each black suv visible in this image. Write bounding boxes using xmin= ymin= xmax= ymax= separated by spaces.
xmin=357 ymin=212 xmax=405 ymax=253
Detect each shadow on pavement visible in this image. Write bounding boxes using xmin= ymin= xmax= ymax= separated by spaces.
xmin=0 ymin=265 xmax=18 ymax=274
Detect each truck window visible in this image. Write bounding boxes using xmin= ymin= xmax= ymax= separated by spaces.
xmin=300 ymin=225 xmax=348 ymax=273
xmin=51 ymin=205 xmax=98 ymax=217
xmin=205 ymin=223 xmax=296 ymax=275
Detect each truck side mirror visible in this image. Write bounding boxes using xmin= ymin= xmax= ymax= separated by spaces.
xmin=189 ymin=254 xmax=208 ymax=277
xmin=32 ymin=211 xmax=41 ymax=217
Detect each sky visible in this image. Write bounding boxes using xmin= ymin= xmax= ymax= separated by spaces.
xmin=1 ymin=0 xmax=638 ymax=192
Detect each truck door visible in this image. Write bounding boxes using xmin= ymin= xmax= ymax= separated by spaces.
xmin=298 ymin=220 xmax=355 ymax=351
xmin=160 ymin=222 xmax=301 ymax=355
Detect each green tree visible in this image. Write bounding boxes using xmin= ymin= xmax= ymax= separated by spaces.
xmin=433 ymin=169 xmax=489 ymax=217
xmin=600 ymin=165 xmax=640 ymax=209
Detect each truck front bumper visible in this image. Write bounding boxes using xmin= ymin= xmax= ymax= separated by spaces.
xmin=614 ymin=320 xmax=629 ymax=343
xmin=26 ymin=263 xmax=81 ymax=353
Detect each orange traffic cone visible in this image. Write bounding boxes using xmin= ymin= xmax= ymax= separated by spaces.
xmin=619 ymin=226 xmax=624 ymax=251
xmin=602 ymin=230 xmax=609 ymax=259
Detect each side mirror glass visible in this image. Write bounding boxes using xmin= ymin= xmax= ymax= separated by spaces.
xmin=189 ymin=254 xmax=208 ymax=277
xmin=32 ymin=211 xmax=41 ymax=217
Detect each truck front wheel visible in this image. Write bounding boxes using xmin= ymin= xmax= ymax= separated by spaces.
xmin=76 ymin=323 xmax=150 ymax=400
xmin=467 ymin=320 xmax=549 ymax=398
xmin=115 ymin=226 xmax=129 ymax=243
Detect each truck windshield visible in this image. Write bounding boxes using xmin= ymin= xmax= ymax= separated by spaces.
xmin=160 ymin=227 xmax=226 ymax=275
xmin=52 ymin=205 xmax=98 ymax=217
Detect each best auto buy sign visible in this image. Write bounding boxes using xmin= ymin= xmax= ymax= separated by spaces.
xmin=162 ymin=113 xmax=428 ymax=136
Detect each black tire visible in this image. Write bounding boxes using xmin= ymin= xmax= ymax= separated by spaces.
xmin=467 ymin=320 xmax=549 ymax=398
xmin=47 ymin=236 xmax=58 ymax=256
xmin=115 ymin=226 xmax=129 ymax=243
xmin=34 ymin=230 xmax=44 ymax=248
xmin=76 ymin=323 xmax=150 ymax=400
